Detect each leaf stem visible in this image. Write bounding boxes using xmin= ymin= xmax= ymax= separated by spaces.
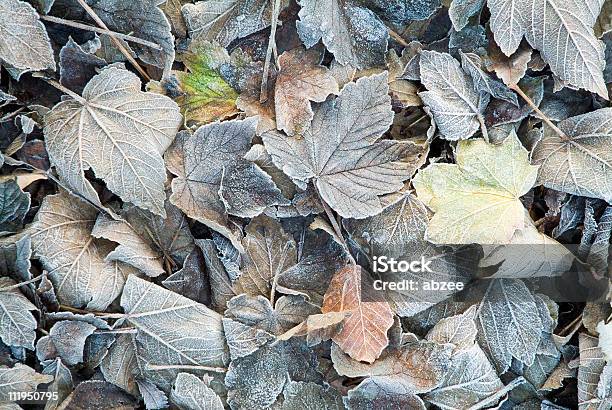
xmin=315 ymin=187 xmax=356 ymax=266
xmin=43 ymin=79 xmax=87 ymax=104
xmin=145 ymin=364 xmax=227 ymax=373
xmin=0 ymin=275 xmax=43 ymax=292
xmin=74 ymin=0 xmax=151 ymax=81
xmin=259 ymin=0 xmax=281 ymax=103
xmin=509 ymin=83 xmax=568 ymax=140
xmin=39 ymin=15 xmax=162 ymax=51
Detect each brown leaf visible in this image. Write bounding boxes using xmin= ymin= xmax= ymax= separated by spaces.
xmin=275 ymin=47 xmax=339 ymax=136
xmin=322 ymin=265 xmax=394 ymax=363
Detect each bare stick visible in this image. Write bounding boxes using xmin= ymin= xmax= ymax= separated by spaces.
xmin=74 ymin=0 xmax=151 ymax=81
xmin=259 ymin=0 xmax=281 ymax=103
xmin=388 ymin=27 xmax=409 ymax=47
xmin=509 ymin=83 xmax=568 ymax=140
xmin=43 ymin=78 xmax=87 ymax=104
xmin=146 ymin=364 xmax=227 ymax=373
xmin=0 ymin=275 xmax=43 ymax=292
xmin=40 ymin=15 xmax=162 ymax=50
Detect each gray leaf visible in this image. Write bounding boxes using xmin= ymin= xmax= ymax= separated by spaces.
xmin=281 ymin=380 xmax=343 ymax=410
xmin=120 ymin=275 xmax=229 ymax=375
xmin=344 ymin=379 xmax=426 ymax=410
xmin=162 ymin=247 xmax=209 ymax=304
xmin=477 ymin=279 xmax=543 ymax=372
xmin=426 ymin=305 xmax=478 ymax=354
xmin=232 ymin=216 xmax=297 ymax=299
xmin=59 ymin=37 xmax=107 ymax=95
xmin=222 ymin=318 xmax=275 ymax=361
xmin=44 ymin=67 xmax=182 ymax=217
xmin=136 ymin=379 xmax=168 ymax=410
xmin=182 ymin=0 xmax=283 ymax=47
xmin=263 ymin=73 xmax=425 ymax=218
xmin=167 ymin=119 xmax=284 ymax=250
xmin=449 ymin=0 xmax=485 ymax=31
xmin=36 ymin=320 xmax=96 ymax=367
xmin=0 ymin=235 xmax=31 ymax=282
xmin=171 ymin=372 xmax=223 ymax=410
xmin=296 ymin=0 xmax=388 ymax=69
xmin=30 ymin=192 xmax=133 ymax=310
xmin=53 ymin=0 xmax=174 ymax=72
xmin=197 ymin=239 xmax=235 ymax=313
xmin=419 ymin=50 xmax=488 ymax=140
xmin=531 ymin=108 xmax=612 ymax=202
xmin=0 ymin=277 xmax=37 ymax=350
xmin=0 ymin=364 xmax=53 ymax=403
xmin=587 ymin=206 xmax=612 ymax=275
xmin=578 ymin=333 xmax=611 ymax=409
xmin=460 ymin=51 xmax=519 ymax=106
xmin=42 ymin=358 xmax=73 ymax=410
xmin=425 ymin=344 xmax=504 ymax=409
xmin=100 ymin=334 xmax=142 ymax=396
xmin=487 ymin=0 xmax=608 ymax=97
xmin=0 ymin=0 xmax=55 ymax=71
xmin=0 ymin=179 xmax=30 ymax=236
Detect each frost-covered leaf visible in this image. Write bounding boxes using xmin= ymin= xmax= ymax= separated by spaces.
xmin=42 ymin=358 xmax=73 ymax=410
xmin=0 ymin=0 xmax=55 ymax=71
xmin=99 ymin=334 xmax=142 ymax=396
xmin=136 ymin=379 xmax=168 ymax=410
xmin=53 ymin=0 xmax=175 ymax=71
xmin=197 ymin=239 xmax=235 ymax=312
xmin=93 ymin=200 xmax=195 ymax=277
xmin=172 ymin=41 xmax=239 ymax=125
xmin=162 ymin=247 xmax=209 ymax=303
xmin=460 ymin=50 xmax=519 ymax=106
xmin=413 ymin=132 xmax=538 ymax=244
xmin=263 ymin=73 xmax=426 ymax=218
xmin=44 ymin=67 xmax=182 ymax=217
xmin=322 ymin=265 xmax=394 ymax=363
xmin=486 ymin=41 xmax=532 ymax=86
xmin=578 ymin=333 xmax=612 ymax=409
xmin=419 ymin=50 xmax=488 ymax=141
xmin=0 ymin=277 xmax=37 ymax=350
xmin=331 ymin=338 xmax=453 ymax=394
xmin=170 ymin=372 xmax=223 ymax=410
xmin=0 ymin=235 xmax=31 ymax=281
xmin=281 ymin=380 xmax=344 ymax=409
xmin=275 ymin=47 xmax=339 ymax=136
xmin=36 ymin=320 xmax=96 ymax=367
xmin=222 ymin=318 xmax=274 ymax=360
xmin=59 ymin=38 xmax=107 ymax=95
xmin=0 ymin=363 xmax=52 ymax=403
xmin=425 ymin=344 xmax=504 ymax=409
xmin=344 ymin=191 xmax=429 ymax=256
xmin=30 ymin=192 xmax=133 ymax=310
xmin=487 ymin=0 xmax=608 ymax=97
xmin=344 ymin=380 xmax=426 ymax=410
xmin=532 ymin=108 xmax=612 ymax=203
xmin=182 ymin=0 xmax=284 ymax=47
xmin=166 ymin=119 xmax=285 ymax=250
xmin=426 ymin=305 xmax=477 ymax=354
xmin=0 ymin=179 xmax=30 ymax=236
xmin=233 ymin=216 xmax=296 ymax=298
xmin=55 ymin=380 xmax=138 ymax=409
xmin=449 ymin=0 xmax=485 ymax=31
xmin=477 ymin=279 xmax=543 ymax=371
xmin=276 ymin=311 xmax=347 ymax=347
xmin=120 ymin=275 xmax=229 ymax=376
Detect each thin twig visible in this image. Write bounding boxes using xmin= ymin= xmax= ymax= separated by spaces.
xmin=40 ymin=15 xmax=162 ymax=51
xmin=387 ymin=27 xmax=409 ymax=47
xmin=509 ymin=83 xmax=568 ymax=140
xmin=259 ymin=0 xmax=281 ymax=102
xmin=145 ymin=364 xmax=227 ymax=373
xmin=0 ymin=107 xmax=25 ymax=123
xmin=74 ymin=0 xmax=151 ymax=81
xmin=0 ymin=275 xmax=44 ymax=292
xmin=43 ymin=79 xmax=87 ymax=104
xmin=95 ymin=328 xmax=138 ymax=334
xmin=58 ymin=304 xmax=124 ymax=318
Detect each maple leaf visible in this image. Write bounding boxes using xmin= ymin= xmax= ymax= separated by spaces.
xmin=413 ymin=131 xmax=539 ymax=244
xmin=263 ymin=73 xmax=426 ymax=218
xmin=44 ymin=67 xmax=182 ymax=217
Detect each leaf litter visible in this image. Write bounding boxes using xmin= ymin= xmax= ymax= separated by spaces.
xmin=0 ymin=0 xmax=611 ymax=409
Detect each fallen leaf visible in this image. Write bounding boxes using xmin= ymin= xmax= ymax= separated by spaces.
xmin=487 ymin=0 xmax=608 ymax=97
xmin=263 ymin=73 xmax=426 ymax=218
xmin=531 ymin=108 xmax=612 ymax=203
xmin=413 ymin=131 xmax=539 ymax=244
xmin=0 ymin=0 xmax=55 ymax=71
xmin=44 ymin=67 xmax=182 ymax=217
xmin=0 ymin=363 xmax=53 ymax=402
xmin=170 ymin=372 xmax=223 ymax=410
xmin=322 ymin=265 xmax=394 ymax=363
xmin=0 ymin=277 xmax=37 ymax=350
